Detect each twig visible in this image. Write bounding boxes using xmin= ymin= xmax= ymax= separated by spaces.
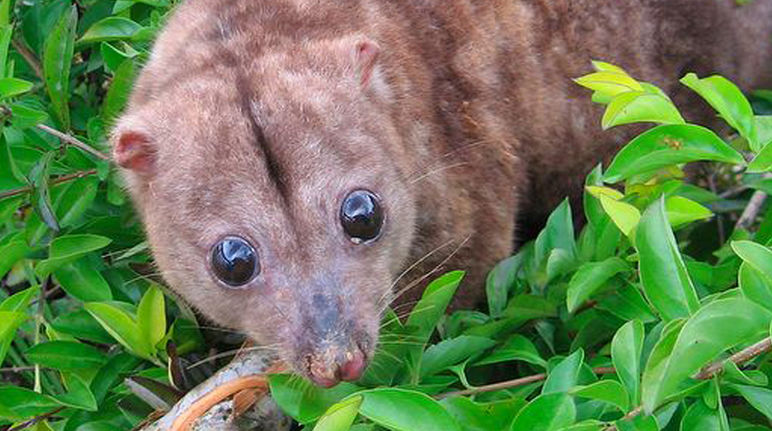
xmin=36 ymin=124 xmax=109 ymax=161
xmin=7 ymin=407 xmax=64 ymax=431
xmin=0 ymin=169 xmax=98 ymax=200
xmin=437 ymin=366 xmax=617 ymax=399
xmin=734 ymin=172 xmax=772 ymax=231
xmin=11 ymin=39 xmax=42 ymax=80
xmin=0 ymin=366 xmax=35 ymax=373
xmin=607 ymin=337 xmax=772 ymax=430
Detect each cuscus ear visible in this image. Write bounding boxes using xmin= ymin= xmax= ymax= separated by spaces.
xmin=112 ymin=128 xmax=156 ymax=176
xmin=351 ymin=37 xmax=381 ymax=87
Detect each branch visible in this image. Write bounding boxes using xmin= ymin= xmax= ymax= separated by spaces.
xmin=11 ymin=39 xmax=42 ymax=80
xmin=0 ymin=169 xmax=98 ymax=201
xmin=7 ymin=407 xmax=64 ymax=431
xmin=36 ymin=124 xmax=110 ymax=161
xmin=437 ymin=367 xmax=616 ymax=399
xmin=607 ymin=337 xmax=772 ymax=430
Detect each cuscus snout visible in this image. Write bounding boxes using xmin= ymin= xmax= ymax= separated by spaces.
xmin=296 ymin=291 xmax=372 ymax=387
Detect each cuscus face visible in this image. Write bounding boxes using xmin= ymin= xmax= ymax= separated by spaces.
xmin=112 ymin=34 xmax=418 ymax=386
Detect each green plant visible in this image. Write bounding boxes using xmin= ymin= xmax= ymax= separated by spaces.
xmin=0 ymin=1 xmax=771 ymax=430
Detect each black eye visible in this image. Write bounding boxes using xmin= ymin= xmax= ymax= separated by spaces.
xmin=340 ymin=190 xmax=384 ymax=243
xmin=210 ymin=236 xmax=260 ymax=287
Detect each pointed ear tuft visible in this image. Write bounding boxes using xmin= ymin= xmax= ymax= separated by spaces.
xmin=354 ymin=39 xmax=380 ymax=87
xmin=113 ymin=130 xmax=156 ymax=175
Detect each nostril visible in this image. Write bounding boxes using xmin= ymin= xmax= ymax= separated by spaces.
xmin=340 ymin=350 xmax=366 ymax=382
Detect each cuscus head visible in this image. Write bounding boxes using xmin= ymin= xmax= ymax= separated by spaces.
xmin=111 ymin=26 xmax=417 ymax=387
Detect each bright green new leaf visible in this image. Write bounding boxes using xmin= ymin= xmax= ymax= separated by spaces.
xmin=636 ymin=197 xmax=700 ymax=321
xmin=612 ymin=320 xmax=644 ymax=407
xmin=603 ymin=124 xmax=744 ymax=183
xmin=747 ymin=141 xmax=772 ymax=173
xmin=664 ymin=195 xmax=713 ymax=228
xmin=313 ymin=396 xmax=362 ymax=431
xmin=357 ymin=388 xmax=461 ymax=431
xmin=52 ymin=373 xmax=98 ymax=411
xmin=681 ymin=73 xmax=756 ymax=146
xmin=574 ymin=71 xmax=645 ymax=99
xmin=602 ymin=92 xmax=685 ymax=129
xmin=570 ymin=380 xmax=629 ymax=412
xmin=0 ymin=78 xmax=33 ymax=99
xmin=641 ymin=297 xmax=772 ymax=412
xmin=36 ymin=234 xmax=112 ymax=277
xmin=599 ymin=195 xmax=640 ymax=238
xmin=732 ymin=241 xmax=772 ymax=284
xmin=137 ymin=284 xmax=167 ymax=351
xmin=24 ymin=340 xmax=107 ymax=371
xmin=510 ymin=392 xmax=575 ymax=431
xmin=84 ymin=302 xmax=153 ymax=360
xmin=407 ymin=271 xmax=464 ymax=345
xmin=79 ymin=17 xmax=143 ymax=44
xmin=567 ymin=257 xmax=629 ymax=312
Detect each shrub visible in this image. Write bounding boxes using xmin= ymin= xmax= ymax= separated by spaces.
xmin=1 ymin=1 xmax=771 ymax=430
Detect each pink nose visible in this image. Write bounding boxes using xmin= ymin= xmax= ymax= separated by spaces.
xmin=308 ymin=349 xmax=367 ymax=388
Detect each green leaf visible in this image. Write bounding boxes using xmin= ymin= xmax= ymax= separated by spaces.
xmin=570 ymin=380 xmax=629 ymax=412
xmin=474 ymin=334 xmax=547 ymax=368
xmin=0 ymin=311 xmax=27 ymax=366
xmin=747 ymin=142 xmax=772 ymax=172
xmin=84 ymin=301 xmax=153 ymax=360
xmin=356 ymin=388 xmax=461 ymax=431
xmin=575 ymin=71 xmax=644 ymax=99
xmin=56 ymin=176 xmax=98 ymax=228
xmin=611 ymin=320 xmax=644 ymax=407
xmin=9 ymin=104 xmax=49 ymax=129
xmin=602 ymin=92 xmax=685 ymax=129
xmin=664 ymin=195 xmax=712 ymax=228
xmin=53 ymin=258 xmax=112 ymax=302
xmin=732 ymin=385 xmax=772 ymax=420
xmin=79 ymin=17 xmax=144 ymax=43
xmin=679 ymin=399 xmax=727 ymax=431
xmin=680 ymin=73 xmax=755 ymax=145
xmin=510 ymin=392 xmax=575 ymax=431
xmin=102 ymin=58 xmax=135 ymax=122
xmin=268 ymin=374 xmax=361 ymax=424
xmin=543 ymin=349 xmax=584 ymax=394
xmin=54 ymin=373 xmax=98 ymax=411
xmin=534 ymin=199 xmax=577 ymax=267
xmin=0 ymin=286 xmax=38 ymax=312
xmin=28 ymin=151 xmax=58 ymax=233
xmin=486 ymin=255 xmax=522 ymax=318
xmin=42 ymin=5 xmax=77 ymax=128
xmin=603 ymin=124 xmax=744 ymax=183
xmin=406 ymin=271 xmax=464 ymax=345
xmin=440 ymin=397 xmax=525 ymax=431
xmin=732 ymin=241 xmax=772 ymax=284
xmin=0 ymin=386 xmax=60 ymax=420
xmin=567 ymin=257 xmax=630 ymax=312
xmin=314 ymin=396 xmax=362 ymax=431
xmin=51 ymin=309 xmax=114 ymax=344
xmin=739 ymin=262 xmax=772 ymax=312
xmin=0 ymin=78 xmax=33 ymax=99
xmin=599 ymin=195 xmax=640 ymax=238
xmin=25 ymin=340 xmax=107 ymax=371
xmin=636 ymin=197 xmax=700 ymax=321
xmin=420 ymin=335 xmax=495 ymax=377
xmin=641 ymin=297 xmax=772 ymax=412
xmin=36 ymin=234 xmax=112 ymax=277
xmin=0 ymin=240 xmax=30 ymax=279
xmin=137 ymin=284 xmax=166 ymax=351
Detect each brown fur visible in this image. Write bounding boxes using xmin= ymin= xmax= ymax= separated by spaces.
xmin=113 ymin=0 xmax=772 ymax=385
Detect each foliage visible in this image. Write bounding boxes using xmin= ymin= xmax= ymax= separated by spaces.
xmin=0 ymin=1 xmax=771 ymax=431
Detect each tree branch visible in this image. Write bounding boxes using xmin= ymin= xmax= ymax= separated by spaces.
xmin=36 ymin=124 xmax=110 ymax=161
xmin=0 ymin=169 xmax=98 ymax=201
xmin=11 ymin=39 xmax=42 ymax=80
